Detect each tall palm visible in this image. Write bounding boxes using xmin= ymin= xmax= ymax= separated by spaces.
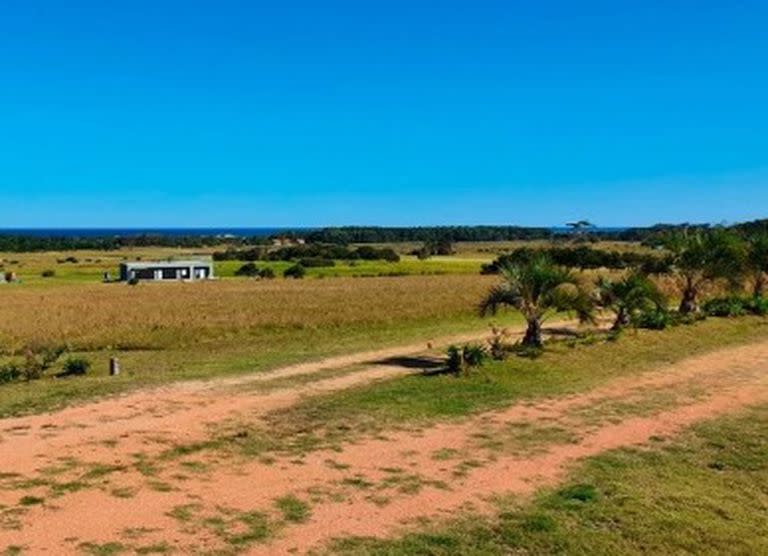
xmin=661 ymin=228 xmax=745 ymax=313
xmin=745 ymin=234 xmax=768 ymax=297
xmin=596 ymin=272 xmax=666 ymax=330
xmin=479 ymin=256 xmax=594 ymax=347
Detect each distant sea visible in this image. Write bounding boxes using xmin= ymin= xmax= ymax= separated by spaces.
xmin=0 ymin=228 xmax=308 ymax=238
xmin=0 ymin=226 xmax=632 ymax=238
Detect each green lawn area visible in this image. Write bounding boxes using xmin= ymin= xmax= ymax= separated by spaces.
xmin=330 ymin=403 xmax=768 ymax=555
xmin=3 ymin=251 xmax=488 ymax=287
xmin=213 ymin=256 xmax=485 ymax=279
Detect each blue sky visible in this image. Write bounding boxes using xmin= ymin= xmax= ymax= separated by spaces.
xmin=2 ymin=1 xmax=767 ymax=227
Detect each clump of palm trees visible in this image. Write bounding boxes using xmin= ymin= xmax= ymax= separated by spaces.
xmin=479 ymin=227 xmax=768 ymax=350
xmin=479 ymin=255 xmax=595 ymax=347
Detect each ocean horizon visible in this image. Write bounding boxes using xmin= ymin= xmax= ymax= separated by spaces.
xmin=0 ymin=226 xmax=635 ymax=238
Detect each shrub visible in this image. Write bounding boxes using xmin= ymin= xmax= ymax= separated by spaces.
xmin=702 ymin=295 xmax=768 ymax=317
xmin=488 ymin=326 xmax=514 ymax=360
xmin=61 ymin=357 xmax=91 ymax=376
xmin=746 ymin=296 xmax=768 ymax=316
xmin=127 ymin=277 xmax=140 ymax=286
xmin=41 ymin=269 xmax=55 ymax=278
xmin=258 ymin=267 xmax=276 ymax=279
xmin=635 ymin=309 xmax=671 ymax=330
xmin=21 ymin=345 xmax=67 ymax=381
xmin=446 ymin=344 xmax=488 ymax=374
xmin=703 ymin=296 xmax=746 ymax=317
xmin=235 ymin=262 xmax=260 ymax=277
xmin=0 ymin=363 xmax=21 ymax=384
xmin=283 ymin=264 xmax=306 ymax=279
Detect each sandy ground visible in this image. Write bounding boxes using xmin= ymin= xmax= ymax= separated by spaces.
xmin=1 ymin=325 xmax=767 ymax=555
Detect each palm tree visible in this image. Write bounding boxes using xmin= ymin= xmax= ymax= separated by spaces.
xmin=745 ymin=233 xmax=768 ymax=297
xmin=661 ymin=228 xmax=745 ymax=313
xmin=596 ymin=272 xmax=666 ymax=330
xmin=479 ymin=256 xmax=594 ymax=347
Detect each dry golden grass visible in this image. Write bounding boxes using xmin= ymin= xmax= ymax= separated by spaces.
xmin=0 ymin=274 xmax=499 ymax=352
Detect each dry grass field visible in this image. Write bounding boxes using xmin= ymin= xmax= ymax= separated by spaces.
xmin=0 ymin=271 xmax=525 ymax=417
xmin=1 ymin=241 xmax=768 ymax=554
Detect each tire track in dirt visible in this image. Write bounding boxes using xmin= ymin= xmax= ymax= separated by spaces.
xmin=1 ymin=337 xmax=766 ymax=554
xmin=3 ymin=322 xmax=582 ymax=485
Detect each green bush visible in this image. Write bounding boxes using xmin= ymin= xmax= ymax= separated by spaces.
xmin=41 ymin=269 xmax=55 ymax=278
xmin=0 ymin=363 xmax=21 ymax=384
xmin=635 ymin=309 xmax=671 ymax=330
xmin=234 ymin=262 xmax=260 ymax=277
xmin=21 ymin=345 xmax=67 ymax=381
xmin=703 ymin=296 xmax=746 ymax=317
xmin=258 ymin=267 xmax=276 ymax=279
xmin=61 ymin=357 xmax=91 ymax=376
xmin=746 ymin=296 xmax=768 ymax=316
xmin=446 ymin=344 xmax=488 ymax=374
xmin=283 ymin=264 xmax=306 ymax=279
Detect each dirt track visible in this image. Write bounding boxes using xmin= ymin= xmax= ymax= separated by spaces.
xmin=1 ymin=326 xmax=767 ymax=555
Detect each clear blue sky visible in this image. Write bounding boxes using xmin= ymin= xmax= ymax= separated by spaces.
xmin=2 ymin=1 xmax=767 ymax=228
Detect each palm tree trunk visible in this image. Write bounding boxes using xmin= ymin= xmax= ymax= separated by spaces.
xmin=612 ymin=308 xmax=630 ymax=330
xmin=679 ymin=278 xmax=699 ymax=314
xmin=754 ymin=273 xmax=766 ymax=298
xmin=522 ymin=318 xmax=543 ymax=347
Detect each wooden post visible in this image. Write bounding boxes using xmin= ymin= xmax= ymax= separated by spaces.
xmin=109 ymin=357 xmax=120 ymax=376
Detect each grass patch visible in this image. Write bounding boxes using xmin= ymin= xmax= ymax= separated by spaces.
xmin=274 ymin=495 xmax=311 ymax=523
xmin=329 ymin=404 xmax=768 ymax=554
xmin=78 ymin=542 xmax=126 ymax=556
xmin=18 ymin=496 xmax=44 ymax=506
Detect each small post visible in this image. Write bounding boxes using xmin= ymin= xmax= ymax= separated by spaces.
xmin=109 ymin=357 xmax=120 ymax=376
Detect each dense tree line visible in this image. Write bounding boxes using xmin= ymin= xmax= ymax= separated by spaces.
xmin=213 ymin=243 xmax=400 ymax=263
xmin=482 ymin=246 xmax=671 ymax=274
xmin=479 ymin=228 xmax=768 ymax=347
xmin=1 ymin=219 xmax=765 ymax=252
xmin=0 ymin=234 xmax=255 ymax=252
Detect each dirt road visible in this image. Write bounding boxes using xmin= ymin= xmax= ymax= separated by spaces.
xmin=1 ymin=326 xmax=766 ymax=555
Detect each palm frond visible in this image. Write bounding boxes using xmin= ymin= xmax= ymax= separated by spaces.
xmin=478 ymin=284 xmax=523 ymax=316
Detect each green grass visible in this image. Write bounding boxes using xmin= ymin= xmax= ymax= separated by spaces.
xmin=274 ymin=494 xmax=311 ymax=523
xmin=215 ymin=256 xmax=485 ymax=279
xmin=4 ymin=249 xmax=487 ymax=287
xmin=329 ymin=404 xmax=768 ymax=555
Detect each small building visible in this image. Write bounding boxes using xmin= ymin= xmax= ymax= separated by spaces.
xmin=119 ymin=260 xmax=214 ymax=282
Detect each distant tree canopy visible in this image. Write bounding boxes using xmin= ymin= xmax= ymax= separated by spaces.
xmin=1 ymin=220 xmax=766 ymax=252
xmin=0 ymin=234 xmax=260 ymax=252
xmin=482 ymin=246 xmax=671 ymax=274
xmin=213 ymin=244 xmax=400 ymax=263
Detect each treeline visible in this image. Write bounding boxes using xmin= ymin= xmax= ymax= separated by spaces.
xmin=0 ymin=234 xmax=253 ymax=252
xmin=2 ymin=220 xmax=766 ymax=252
xmin=482 ymin=246 xmax=671 ymax=274
xmin=300 ymin=226 xmax=556 ymax=243
xmin=285 ymin=225 xmax=758 ymax=244
xmin=213 ymin=244 xmax=400 ymax=263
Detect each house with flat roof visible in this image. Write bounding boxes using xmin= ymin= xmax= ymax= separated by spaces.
xmin=119 ymin=260 xmax=214 ymax=282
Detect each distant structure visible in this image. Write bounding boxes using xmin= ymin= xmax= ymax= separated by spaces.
xmin=119 ymin=260 xmax=214 ymax=282
xmin=271 ymin=236 xmax=306 ymax=247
